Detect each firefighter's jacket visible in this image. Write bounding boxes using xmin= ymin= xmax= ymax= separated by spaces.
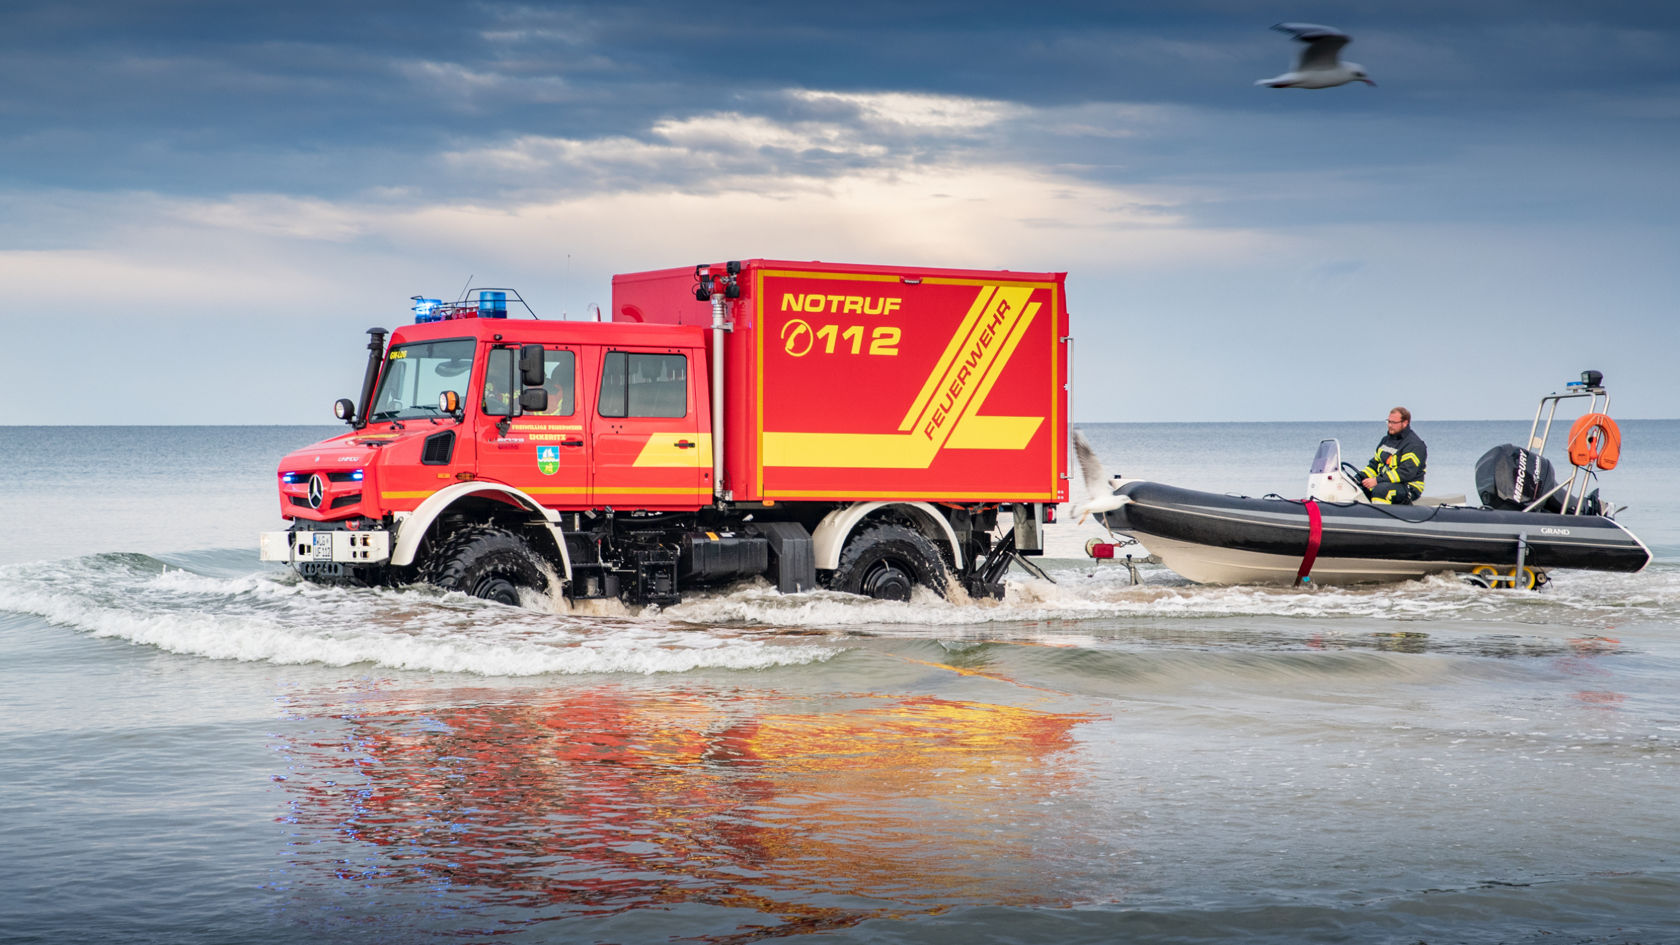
xmin=1362 ymin=427 xmax=1427 ymax=504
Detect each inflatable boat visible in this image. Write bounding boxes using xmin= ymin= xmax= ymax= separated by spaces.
xmin=1084 ymin=372 xmax=1650 ymax=588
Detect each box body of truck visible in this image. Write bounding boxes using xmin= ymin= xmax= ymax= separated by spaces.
xmin=614 ymin=259 xmax=1068 ymax=506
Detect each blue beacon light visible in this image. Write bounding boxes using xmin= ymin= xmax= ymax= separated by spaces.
xmin=412 ymin=297 xmax=443 ymax=323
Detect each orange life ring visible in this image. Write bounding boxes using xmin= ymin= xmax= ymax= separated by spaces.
xmin=1567 ymin=412 xmax=1620 ymax=470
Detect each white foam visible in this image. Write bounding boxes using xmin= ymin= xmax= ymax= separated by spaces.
xmin=0 ymin=557 xmax=838 ymax=676
xmin=5 ymin=553 xmax=1679 ymax=670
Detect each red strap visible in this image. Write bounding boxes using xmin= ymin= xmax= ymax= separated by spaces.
xmin=1295 ymin=499 xmax=1322 ymax=587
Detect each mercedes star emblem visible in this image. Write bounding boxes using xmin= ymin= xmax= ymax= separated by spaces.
xmin=307 ymin=473 xmax=326 ymax=509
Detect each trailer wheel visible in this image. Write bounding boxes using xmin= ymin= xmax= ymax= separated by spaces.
xmin=829 ymin=523 xmax=948 ymax=601
xmin=422 ymin=525 xmax=550 ymax=606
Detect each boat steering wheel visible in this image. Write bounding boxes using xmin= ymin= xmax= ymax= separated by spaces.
xmin=1341 ymin=462 xmax=1369 ymax=491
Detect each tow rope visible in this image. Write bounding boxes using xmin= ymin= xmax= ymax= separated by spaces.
xmin=1295 ymin=499 xmax=1322 ymax=587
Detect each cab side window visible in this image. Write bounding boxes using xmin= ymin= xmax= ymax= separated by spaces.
xmin=481 ymin=348 xmax=513 ymax=416
xmin=539 ymin=350 xmax=576 ymax=416
xmin=598 ymin=352 xmax=687 ymax=419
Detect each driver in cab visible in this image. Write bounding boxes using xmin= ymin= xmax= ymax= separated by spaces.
xmin=1362 ymin=407 xmax=1427 ymax=504
xmin=537 ymin=365 xmax=572 ymax=416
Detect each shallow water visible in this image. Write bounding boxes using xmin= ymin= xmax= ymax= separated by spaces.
xmin=2 ymin=423 xmax=1677 ymax=944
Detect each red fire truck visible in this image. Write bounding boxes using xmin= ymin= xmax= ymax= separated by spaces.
xmin=260 ymin=259 xmax=1069 ymax=606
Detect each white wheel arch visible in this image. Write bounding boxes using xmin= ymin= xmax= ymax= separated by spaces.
xmin=389 ymin=481 xmax=571 ymax=579
xmin=811 ymin=501 xmax=963 ymax=571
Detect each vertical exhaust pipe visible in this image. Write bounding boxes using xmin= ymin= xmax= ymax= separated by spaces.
xmin=355 ymin=327 xmax=388 ymax=429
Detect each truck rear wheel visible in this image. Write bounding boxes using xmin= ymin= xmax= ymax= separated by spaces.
xmin=830 ymin=523 xmax=947 ymax=601
xmin=422 ymin=525 xmax=551 ymax=606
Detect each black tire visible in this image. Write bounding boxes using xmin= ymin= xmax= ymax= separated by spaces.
xmin=421 ymin=525 xmax=551 ymax=606
xmin=829 ymin=523 xmax=948 ymax=601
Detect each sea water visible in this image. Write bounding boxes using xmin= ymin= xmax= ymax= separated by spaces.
xmin=1 ymin=422 xmax=1677 ymax=944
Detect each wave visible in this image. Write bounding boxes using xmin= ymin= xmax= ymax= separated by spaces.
xmin=4 ymin=550 xmax=1677 ymax=674
xmin=669 ymin=558 xmax=1680 ymax=633
xmin=0 ymin=553 xmax=838 ymax=677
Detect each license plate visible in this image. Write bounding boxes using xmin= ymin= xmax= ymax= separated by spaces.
xmin=297 ymin=533 xmax=333 ymax=561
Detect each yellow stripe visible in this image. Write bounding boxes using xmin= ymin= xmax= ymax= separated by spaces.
xmin=592 ymin=487 xmax=712 ymax=497
xmin=1048 ymin=282 xmax=1061 ymax=498
xmin=756 ymin=269 xmax=766 ymax=497
xmin=385 ymin=486 xmax=709 ymax=499
xmin=756 ymin=270 xmax=903 ymax=284
xmin=633 ymin=433 xmax=714 ymax=467
xmin=763 ymin=488 xmax=1061 ymax=501
xmin=763 ymin=431 xmax=937 ymax=468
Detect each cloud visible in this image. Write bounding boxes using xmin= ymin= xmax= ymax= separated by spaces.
xmin=3 ymin=1 xmax=1679 ymax=424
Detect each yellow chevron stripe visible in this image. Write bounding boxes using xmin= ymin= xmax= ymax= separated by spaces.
xmin=944 ymin=300 xmax=1043 ymax=450
xmin=899 ymin=285 xmax=997 ymax=433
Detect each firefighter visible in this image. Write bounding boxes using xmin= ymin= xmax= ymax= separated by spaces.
xmin=1361 ymin=407 xmax=1427 ymax=504
xmin=482 ymin=374 xmax=510 ymax=415
xmin=538 ymin=364 xmax=572 ymax=416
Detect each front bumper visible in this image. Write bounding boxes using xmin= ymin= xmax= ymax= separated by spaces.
xmin=260 ymin=529 xmax=391 ymax=565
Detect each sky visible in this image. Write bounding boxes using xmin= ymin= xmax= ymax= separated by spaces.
xmin=3 ymin=0 xmax=1677 ymax=425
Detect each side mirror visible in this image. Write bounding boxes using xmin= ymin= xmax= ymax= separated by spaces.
xmin=519 ymin=388 xmax=548 ymax=413
xmin=519 ymin=344 xmax=545 ymax=387
xmin=334 ymin=397 xmax=357 ymax=424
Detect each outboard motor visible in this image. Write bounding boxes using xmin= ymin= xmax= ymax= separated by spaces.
xmin=1475 ymin=444 xmax=1561 ymax=512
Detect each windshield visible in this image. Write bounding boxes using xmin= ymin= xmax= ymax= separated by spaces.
xmin=1309 ymin=438 xmax=1342 ymax=475
xmin=369 ymin=339 xmax=475 ymax=420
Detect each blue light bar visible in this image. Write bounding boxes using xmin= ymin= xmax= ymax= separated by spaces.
xmin=412 ymin=297 xmax=443 ymax=323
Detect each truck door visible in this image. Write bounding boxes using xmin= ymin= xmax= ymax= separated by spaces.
xmin=590 ymin=346 xmax=710 ymax=510
xmin=474 ymin=344 xmax=590 ymax=510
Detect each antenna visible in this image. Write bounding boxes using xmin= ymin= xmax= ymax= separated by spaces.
xmin=455 ymin=274 xmax=474 ymax=303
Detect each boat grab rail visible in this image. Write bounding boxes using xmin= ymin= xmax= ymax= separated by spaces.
xmin=1526 ymin=380 xmax=1612 ymax=516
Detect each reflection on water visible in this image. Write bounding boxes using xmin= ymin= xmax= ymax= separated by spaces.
xmin=273 ymin=682 xmax=1097 ymax=939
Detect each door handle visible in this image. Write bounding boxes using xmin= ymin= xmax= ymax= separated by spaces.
xmin=675 ymin=440 xmax=695 ymax=449
xmin=561 ymin=439 xmax=584 ymax=447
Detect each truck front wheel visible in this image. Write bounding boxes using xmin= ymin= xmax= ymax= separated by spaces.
xmin=422 ymin=525 xmax=551 ymax=606
xmin=829 ymin=523 xmax=948 ymax=601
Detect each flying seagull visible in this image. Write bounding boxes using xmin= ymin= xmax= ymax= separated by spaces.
xmin=1070 ymin=429 xmax=1130 ymax=523
xmin=1256 ymin=23 xmax=1375 ymax=89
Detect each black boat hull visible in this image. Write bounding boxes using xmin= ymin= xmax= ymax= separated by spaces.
xmin=1100 ymin=480 xmax=1651 ymax=586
